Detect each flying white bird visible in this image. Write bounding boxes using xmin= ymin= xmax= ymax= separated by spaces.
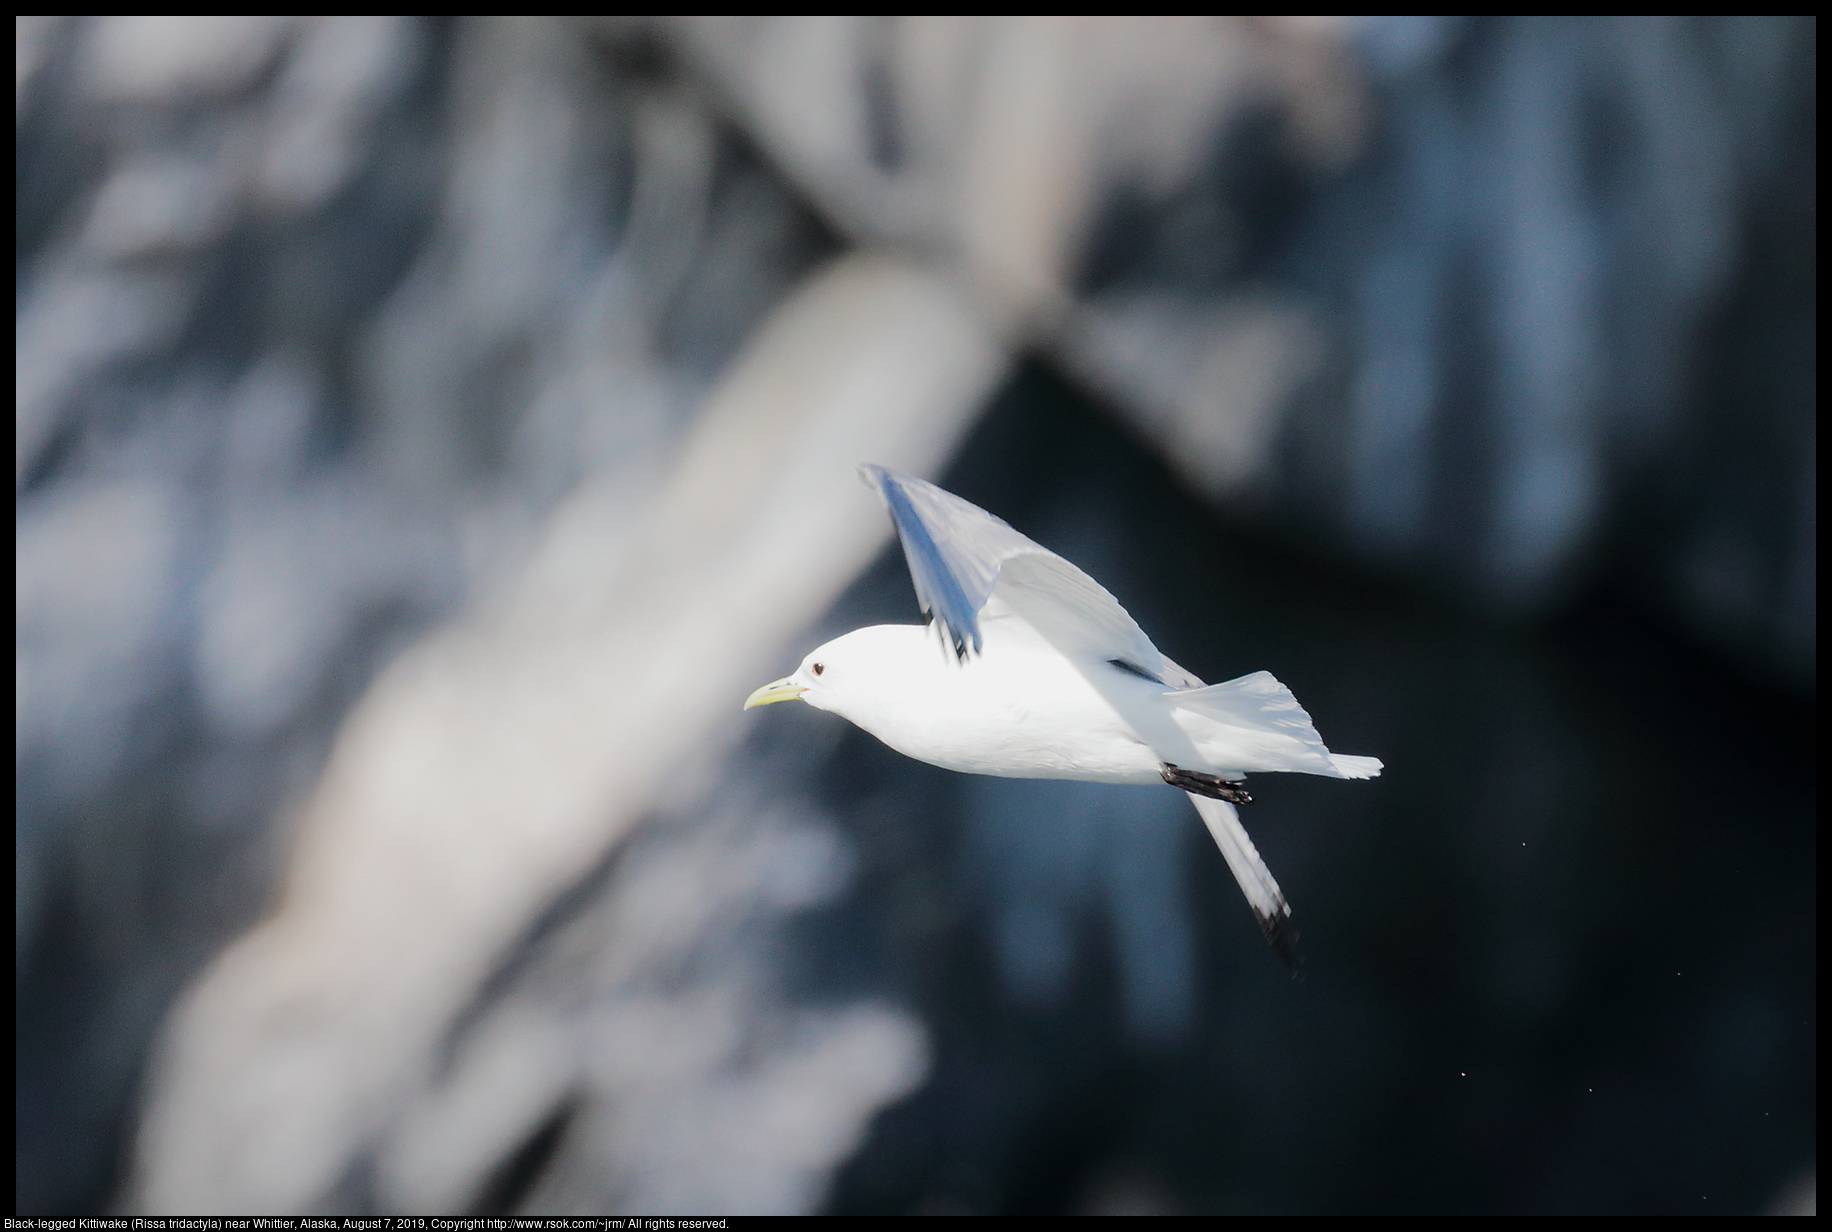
xmin=745 ymin=465 xmax=1381 ymax=967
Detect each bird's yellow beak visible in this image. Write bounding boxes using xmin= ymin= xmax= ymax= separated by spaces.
xmin=743 ymin=676 xmax=805 ymax=710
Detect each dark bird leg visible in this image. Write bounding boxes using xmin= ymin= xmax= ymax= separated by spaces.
xmin=1160 ymin=763 xmax=1252 ymax=805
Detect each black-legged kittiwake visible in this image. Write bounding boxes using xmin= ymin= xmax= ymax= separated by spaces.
xmin=745 ymin=464 xmax=1382 ymax=968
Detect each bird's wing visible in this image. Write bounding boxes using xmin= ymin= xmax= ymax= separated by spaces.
xmin=860 ymin=465 xmax=1165 ymax=675
xmin=1155 ymin=653 xmax=1207 ymax=690
xmin=1186 ymin=794 xmax=1299 ymax=971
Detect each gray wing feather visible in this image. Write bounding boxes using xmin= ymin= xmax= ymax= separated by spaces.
xmin=1186 ymin=793 xmax=1299 ymax=970
xmin=860 ymin=464 xmax=1026 ymax=656
xmin=860 ymin=465 xmax=1164 ymax=674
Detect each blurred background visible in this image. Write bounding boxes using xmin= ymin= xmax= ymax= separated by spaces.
xmin=15 ymin=16 xmax=1815 ymax=1215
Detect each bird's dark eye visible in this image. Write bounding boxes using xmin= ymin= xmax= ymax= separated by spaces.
xmin=812 ymin=662 xmax=824 ymax=676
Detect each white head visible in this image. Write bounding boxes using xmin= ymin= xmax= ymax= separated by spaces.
xmin=743 ymin=624 xmax=936 ymax=727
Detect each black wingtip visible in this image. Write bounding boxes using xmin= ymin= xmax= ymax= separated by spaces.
xmin=1259 ymin=910 xmax=1304 ymax=979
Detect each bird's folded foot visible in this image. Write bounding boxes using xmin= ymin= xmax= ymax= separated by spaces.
xmin=1161 ymin=763 xmax=1252 ymax=804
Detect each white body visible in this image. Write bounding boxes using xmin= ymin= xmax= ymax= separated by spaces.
xmin=795 ymin=621 xmax=1380 ymax=787
xmin=813 ymin=623 xmax=1166 ymax=783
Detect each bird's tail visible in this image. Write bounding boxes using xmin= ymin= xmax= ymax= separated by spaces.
xmin=1186 ymin=793 xmax=1300 ymax=972
xmin=1165 ymin=671 xmax=1383 ymax=780
xmin=1328 ymin=753 xmax=1383 ymax=779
